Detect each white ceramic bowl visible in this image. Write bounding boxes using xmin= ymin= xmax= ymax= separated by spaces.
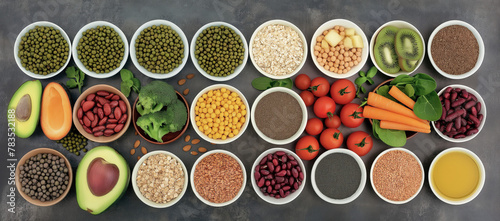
xmin=190 ymin=149 xmax=247 ymax=207
xmin=311 ymin=148 xmax=366 ymax=204
xmin=432 ymin=84 xmax=486 ymax=143
xmin=370 ymin=148 xmax=424 ymax=204
xmin=72 ymin=21 xmax=129 ymax=78
xmin=251 ymin=87 xmax=307 ymax=145
xmin=130 ymin=20 xmax=189 ymax=79
xmin=428 ymin=20 xmax=484 ymax=79
xmin=250 ymin=148 xmax=306 ymax=205
xmin=311 ymin=19 xmax=369 ymax=79
xmin=249 ymin=19 xmax=308 ymax=80
xmin=369 ymin=20 xmax=425 ymax=77
xmin=190 ymin=21 xmax=248 ymax=81
xmin=190 ymin=84 xmax=250 ymax=144
xmin=428 ymin=147 xmax=485 ymax=205
xmin=14 ymin=21 xmax=71 ymax=79
xmin=132 ymin=151 xmax=188 ymax=208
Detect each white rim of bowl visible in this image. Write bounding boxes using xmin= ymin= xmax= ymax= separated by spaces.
xmin=311 ymin=148 xmax=366 ymax=204
xmin=427 ymin=20 xmax=484 ymax=80
xmin=250 ymin=148 xmax=306 ymax=205
xmin=190 ymin=21 xmax=248 ymax=81
xmin=249 ymin=19 xmax=308 ymax=80
xmin=132 ymin=150 xmax=189 ymax=208
xmin=250 ymin=87 xmax=307 ymax=145
xmin=189 ymin=84 xmax=250 ymax=144
xmin=310 ymin=19 xmax=369 ymax=79
xmin=72 ymin=21 xmax=129 ymax=79
xmin=428 ymin=147 xmax=485 ymax=205
xmin=14 ymin=21 xmax=72 ymax=79
xmin=369 ymin=20 xmax=426 ymax=77
xmin=129 ymin=19 xmax=189 ymax=79
xmin=190 ymin=149 xmax=247 ymax=207
xmin=370 ymin=148 xmax=425 ymax=204
xmin=432 ymin=84 xmax=486 ymax=143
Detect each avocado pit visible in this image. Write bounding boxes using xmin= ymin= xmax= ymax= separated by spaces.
xmin=87 ymin=157 xmax=119 ymax=196
xmin=16 ymin=94 xmax=32 ymax=122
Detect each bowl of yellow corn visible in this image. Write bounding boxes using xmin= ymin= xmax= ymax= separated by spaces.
xmin=190 ymin=84 xmax=250 ymax=144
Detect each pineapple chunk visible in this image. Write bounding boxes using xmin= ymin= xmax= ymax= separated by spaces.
xmin=345 ymin=28 xmax=356 ymax=36
xmin=324 ymin=30 xmax=344 ymax=47
xmin=343 ymin=37 xmax=353 ymax=49
xmin=351 ymin=35 xmax=364 ymax=48
xmin=321 ymin=40 xmax=329 ymax=49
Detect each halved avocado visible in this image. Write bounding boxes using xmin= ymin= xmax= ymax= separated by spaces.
xmin=76 ymin=146 xmax=129 ymax=215
xmin=7 ymin=80 xmax=42 ymax=138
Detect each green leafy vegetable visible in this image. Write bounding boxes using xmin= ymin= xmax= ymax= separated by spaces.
xmin=373 ymin=120 xmax=407 ymax=147
xmin=252 ymin=77 xmax=293 ymax=90
xmin=136 ymin=81 xmax=176 ymax=116
xmin=355 ymin=66 xmax=377 ymax=98
xmin=404 ymin=84 xmax=415 ymax=98
xmin=65 ymin=66 xmax=85 ymax=94
xmin=376 ymin=85 xmax=398 ymax=102
xmin=136 ymin=99 xmax=187 ymax=143
xmin=414 ymin=91 xmax=442 ymax=121
xmin=120 ymin=69 xmax=141 ymax=97
xmin=413 ymin=73 xmax=436 ymax=96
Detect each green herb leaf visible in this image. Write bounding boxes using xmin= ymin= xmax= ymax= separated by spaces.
xmin=359 ymin=71 xmax=366 ymax=77
xmin=131 ymin=78 xmax=141 ymax=93
xmin=414 ymin=91 xmax=442 ymax=121
xmin=121 ymin=81 xmax=131 ymax=97
xmin=66 ymin=79 xmax=77 ymax=88
xmin=79 ymin=70 xmax=85 ymax=82
xmin=278 ymin=78 xmax=293 ymax=89
xmin=404 ymin=84 xmax=415 ymax=97
xmin=120 ymin=69 xmax=133 ymax=81
xmin=252 ymin=77 xmax=273 ymax=90
xmin=374 ymin=120 xmax=407 ymax=147
xmin=367 ymin=78 xmax=374 ymax=85
xmin=355 ymin=76 xmax=367 ymax=86
xmin=366 ymin=66 xmax=378 ymax=78
xmin=360 ymin=86 xmax=366 ymax=94
xmin=65 ymin=66 xmax=76 ymax=78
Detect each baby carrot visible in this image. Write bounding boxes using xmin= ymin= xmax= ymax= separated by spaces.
xmin=367 ymin=92 xmax=426 ymax=124
xmin=363 ymin=106 xmax=430 ymax=130
xmin=389 ymin=86 xmax=416 ymax=109
xmin=379 ymin=120 xmax=431 ymax=133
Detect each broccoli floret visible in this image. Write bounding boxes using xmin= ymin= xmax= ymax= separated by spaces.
xmin=136 ymin=81 xmax=176 ymax=115
xmin=164 ymin=99 xmax=188 ymax=133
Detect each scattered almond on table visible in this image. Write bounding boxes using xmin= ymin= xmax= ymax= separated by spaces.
xmin=191 ymin=151 xmax=198 ymax=156
xmin=184 ymin=135 xmax=191 ymax=142
xmin=141 ymin=146 xmax=147 ymax=155
xmin=187 ymin=73 xmax=195 ymax=79
xmin=183 ymin=88 xmax=190 ymax=95
xmin=198 ymin=147 xmax=207 ymax=153
xmin=178 ymin=79 xmax=186 ymax=86
xmin=192 ymin=138 xmax=200 ymax=145
xmin=134 ymin=140 xmax=140 ymax=148
xmin=183 ymin=145 xmax=192 ymax=152
xmin=130 ymin=149 xmax=136 ymax=155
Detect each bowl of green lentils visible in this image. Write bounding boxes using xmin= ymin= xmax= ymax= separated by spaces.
xmin=130 ymin=20 xmax=189 ymax=79
xmin=14 ymin=21 xmax=72 ymax=79
xmin=72 ymin=21 xmax=129 ymax=78
xmin=190 ymin=21 xmax=248 ymax=81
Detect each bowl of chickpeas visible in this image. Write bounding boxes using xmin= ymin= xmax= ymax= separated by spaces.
xmin=311 ymin=19 xmax=369 ymax=79
xmin=190 ymin=84 xmax=250 ymax=144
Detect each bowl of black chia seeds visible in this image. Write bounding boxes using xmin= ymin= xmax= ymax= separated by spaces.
xmin=15 ymin=148 xmax=72 ymax=206
xmin=72 ymin=21 xmax=129 ymax=78
xmin=251 ymin=87 xmax=307 ymax=145
xmin=190 ymin=21 xmax=248 ymax=81
xmin=311 ymin=148 xmax=366 ymax=204
xmin=14 ymin=21 xmax=71 ymax=79
xmin=130 ymin=20 xmax=189 ymax=79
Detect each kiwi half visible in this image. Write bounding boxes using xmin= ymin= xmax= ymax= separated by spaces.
xmin=394 ymin=28 xmax=423 ymax=60
xmin=374 ymin=38 xmax=400 ymax=74
xmin=376 ymin=26 xmax=399 ymax=43
xmin=398 ymin=57 xmax=418 ymax=72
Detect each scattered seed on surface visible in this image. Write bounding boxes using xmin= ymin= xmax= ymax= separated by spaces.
xmin=184 ymin=135 xmax=191 ymax=142
xmin=178 ymin=79 xmax=186 ymax=86
xmin=191 ymin=151 xmax=198 ymax=156
xmin=137 ymin=156 xmax=141 ymax=160
xmin=183 ymin=145 xmax=192 ymax=152
xmin=198 ymin=147 xmax=207 ymax=153
xmin=183 ymin=88 xmax=190 ymax=95
xmin=187 ymin=73 xmax=195 ymax=79
xmin=141 ymin=147 xmax=147 ymax=155
xmin=135 ymin=131 xmax=138 ymax=135
xmin=134 ymin=140 xmax=140 ymax=148
xmin=130 ymin=149 xmax=136 ymax=155
xmin=191 ymin=139 xmax=200 ymax=145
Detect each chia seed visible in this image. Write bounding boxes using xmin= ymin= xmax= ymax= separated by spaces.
xmin=315 ymin=153 xmax=361 ymax=199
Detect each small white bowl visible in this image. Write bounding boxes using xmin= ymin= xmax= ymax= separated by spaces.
xmin=370 ymin=148 xmax=424 ymax=204
xmin=250 ymin=148 xmax=306 ymax=205
xmin=428 ymin=147 xmax=485 ymax=205
xmin=428 ymin=20 xmax=484 ymax=80
xmin=432 ymin=84 xmax=486 ymax=143
xmin=190 ymin=84 xmax=250 ymax=144
xmin=249 ymin=19 xmax=308 ymax=79
xmin=190 ymin=149 xmax=247 ymax=207
xmin=311 ymin=19 xmax=369 ymax=79
xmin=132 ymin=151 xmax=188 ymax=208
xmin=369 ymin=20 xmax=425 ymax=77
xmin=129 ymin=20 xmax=189 ymax=79
xmin=14 ymin=21 xmax=71 ymax=79
xmin=72 ymin=21 xmax=129 ymax=78
xmin=311 ymin=148 xmax=366 ymax=204
xmin=190 ymin=21 xmax=248 ymax=81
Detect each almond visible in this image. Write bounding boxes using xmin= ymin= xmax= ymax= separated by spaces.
xmin=183 ymin=88 xmax=190 ymax=95
xmin=191 ymin=138 xmax=200 ymax=145
xmin=187 ymin=73 xmax=195 ymax=79
xmin=184 ymin=135 xmax=191 ymax=142
xmin=198 ymin=147 xmax=207 ymax=153
xmin=130 ymin=149 xmax=136 ymax=155
xmin=191 ymin=151 xmax=198 ymax=156
xmin=178 ymin=79 xmax=186 ymax=86
xmin=134 ymin=140 xmax=140 ymax=148
xmin=183 ymin=145 xmax=192 ymax=152
xmin=141 ymin=146 xmax=147 ymax=155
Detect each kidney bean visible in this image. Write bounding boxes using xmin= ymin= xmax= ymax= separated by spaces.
xmin=451 ymin=98 xmax=466 ymax=108
xmin=82 ymin=101 xmax=95 ymax=112
xmin=260 ymin=169 xmax=270 ymax=175
xmin=97 ymin=96 xmax=110 ymax=105
xmin=444 ymin=87 xmax=452 ymax=93
xmin=83 ymin=116 xmax=91 ymax=127
xmin=440 ymin=107 xmax=446 ymax=121
xmin=105 ymin=93 xmax=114 ymax=100
xmin=464 ymin=100 xmax=476 ymax=110
xmin=469 ymin=115 xmax=480 ymax=127
xmin=455 ymin=117 xmax=461 ymax=130
xmin=265 ymin=180 xmax=271 ymax=186
xmin=296 ymin=165 xmax=301 ymax=172
xmin=106 ymin=124 xmax=117 ymax=129
xmin=104 ymin=129 xmax=114 ymax=136
xmin=466 ymin=125 xmax=471 ymax=129
xmin=275 ymin=184 xmax=281 ymax=190
xmin=435 ymin=121 xmax=441 ymax=129
xmin=114 ymin=108 xmax=122 ymax=120
xmin=476 ymin=102 xmax=481 ymax=112
xmin=290 ymin=160 xmax=298 ymax=166
xmin=293 ymin=182 xmax=299 ymax=190
xmin=461 ymin=117 xmax=467 ymax=126
xmin=98 ymin=117 xmax=107 ymax=126
xmin=443 ymin=92 xmax=450 ymax=99
xmin=111 ymin=94 xmax=120 ymax=101
xmin=440 ymin=125 xmax=445 ymax=132
xmin=85 ymin=111 xmax=94 ymax=121
xmin=80 ymin=99 xmax=86 ymax=107
xmin=97 ymin=91 xmax=109 ymax=96
xmin=259 ymin=157 xmax=267 ymax=165
xmin=79 ymin=119 xmax=84 ymax=126
xmin=93 ymin=131 xmax=104 ymax=137
xmin=454 ymin=134 xmax=466 ymax=139
xmin=257 ymin=177 xmax=265 ymax=187
xmin=451 ymin=91 xmax=457 ymax=101
xmin=444 ymin=99 xmax=450 ymax=111
xmin=261 ymin=188 xmax=268 ymax=195
xmin=110 ymin=100 xmax=119 ymax=109
xmin=281 ymin=155 xmax=287 ymax=163
xmin=286 ymin=170 xmax=291 ymax=176
xmin=271 ymin=158 xmax=278 ymax=167
xmin=271 ymin=180 xmax=275 ymax=186
xmin=291 ymin=168 xmax=298 ymax=178
xmin=478 ymin=114 xmax=483 ymax=122
xmin=86 ymin=93 xmax=96 ymax=101
xmin=466 ymin=128 xmax=479 ymax=136
xmin=267 ymin=186 xmax=272 ymax=194
xmin=281 ymin=164 xmax=286 ymax=170
xmin=77 ymin=107 xmax=83 ymax=119
xmin=93 ymin=106 xmax=98 ymax=114
xmin=470 ymin=106 xmax=477 ymax=117
xmin=266 ymin=174 xmax=274 ymax=180
xmin=469 ymin=94 xmax=477 ymax=102
xmin=103 ymin=103 xmax=111 ymax=116
xmin=275 ymin=176 xmax=285 ymax=183
xmin=92 ymin=126 xmax=105 ymax=132
xmin=460 ymin=89 xmax=469 ymax=98
xmin=287 ymin=155 xmax=295 ymax=161
xmin=267 ymin=162 xmax=274 ymax=173
xmin=83 ymin=125 xmax=92 ymax=134
xmin=119 ymin=100 xmax=127 ymax=114
xmin=445 ymin=109 xmax=465 ymax=122
xmin=108 ymin=119 xmax=118 ymax=124
xmin=458 ymin=127 xmax=467 ymax=134
xmin=276 ymin=170 xmax=287 ymax=177
xmin=267 ymin=154 xmax=273 ymax=161
xmin=255 ymin=171 xmax=261 ymax=181
xmin=97 ymin=108 xmax=104 ymax=119
xmin=91 ymin=115 xmax=98 ymax=128
xmin=445 ymin=122 xmax=453 ymax=132
xmin=276 ymin=151 xmax=286 ymax=156
xmin=287 ymin=162 xmax=292 ymax=169
xmin=282 ymin=185 xmax=291 ymax=191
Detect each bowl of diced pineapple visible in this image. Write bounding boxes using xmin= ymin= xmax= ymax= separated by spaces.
xmin=311 ymin=19 xmax=369 ymax=79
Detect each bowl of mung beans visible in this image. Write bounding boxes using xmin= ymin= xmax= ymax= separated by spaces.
xmin=130 ymin=20 xmax=189 ymax=79
xmin=249 ymin=19 xmax=308 ymax=80
xmin=190 ymin=21 xmax=248 ymax=81
xmin=14 ymin=21 xmax=72 ymax=79
xmin=311 ymin=19 xmax=369 ymax=79
xmin=72 ymin=21 xmax=128 ymax=78
xmin=190 ymin=84 xmax=250 ymax=144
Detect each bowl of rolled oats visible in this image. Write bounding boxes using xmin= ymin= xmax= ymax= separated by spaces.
xmin=132 ymin=151 xmax=188 ymax=208
xmin=249 ymin=19 xmax=308 ymax=79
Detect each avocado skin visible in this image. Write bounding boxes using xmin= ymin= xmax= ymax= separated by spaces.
xmin=7 ymin=80 xmax=42 ymax=138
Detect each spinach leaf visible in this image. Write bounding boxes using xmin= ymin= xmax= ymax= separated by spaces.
xmin=413 ymin=73 xmax=436 ymax=96
xmin=376 ymin=85 xmax=398 ymax=102
xmin=252 ymin=77 xmax=273 ymax=90
xmin=374 ymin=119 xmax=407 ymax=147
xmin=391 ymin=75 xmax=413 ymax=85
xmin=404 ymin=84 xmax=415 ymax=97
xmin=65 ymin=66 xmax=85 ymax=94
xmin=414 ymin=91 xmax=442 ymax=121
xmin=372 ymin=120 xmax=380 ymax=140
xmin=278 ymin=78 xmax=293 ymax=89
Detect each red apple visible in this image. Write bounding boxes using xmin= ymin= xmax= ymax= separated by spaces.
xmin=87 ymin=158 xmax=119 ymax=196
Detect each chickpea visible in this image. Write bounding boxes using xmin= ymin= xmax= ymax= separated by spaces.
xmin=314 ymin=50 xmax=319 ymax=56
xmin=314 ymin=45 xmax=321 ymax=51
xmin=316 ymin=36 xmax=324 ymax=42
xmin=317 ymin=57 xmax=323 ymax=63
xmin=324 ymin=65 xmax=330 ymax=70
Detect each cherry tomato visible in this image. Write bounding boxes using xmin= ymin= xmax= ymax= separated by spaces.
xmin=309 ymin=77 xmax=330 ymax=97
xmin=305 ymin=118 xmax=324 ymax=136
xmin=294 ymin=74 xmax=311 ymax=90
xmin=313 ymin=96 xmax=336 ymax=118
xmin=324 ymin=114 xmax=341 ymax=128
xmin=330 ymin=79 xmax=356 ymax=105
xmin=320 ymin=128 xmax=343 ymax=150
xmin=295 ymin=136 xmax=320 ymax=160
xmin=347 ymin=131 xmax=373 ymax=156
xmin=340 ymin=103 xmax=364 ymax=128
xmin=299 ymin=90 xmax=315 ymax=107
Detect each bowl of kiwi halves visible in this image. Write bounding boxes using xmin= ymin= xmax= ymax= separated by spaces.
xmin=369 ymin=20 xmax=425 ymax=77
